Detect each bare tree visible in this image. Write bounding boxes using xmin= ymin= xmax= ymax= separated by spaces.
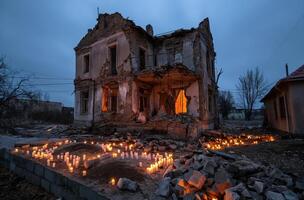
xmin=219 ymin=90 xmax=234 ymax=119
xmin=236 ymin=67 xmax=268 ymax=120
xmin=0 ymin=57 xmax=39 ymax=129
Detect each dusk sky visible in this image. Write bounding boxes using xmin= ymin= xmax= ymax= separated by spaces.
xmin=0 ymin=0 xmax=303 ymax=107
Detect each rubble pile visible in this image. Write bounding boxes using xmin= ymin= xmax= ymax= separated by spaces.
xmin=155 ymin=150 xmax=303 ymax=200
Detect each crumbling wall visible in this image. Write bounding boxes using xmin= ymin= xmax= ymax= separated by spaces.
xmin=155 ymin=32 xmax=196 ymax=70
xmin=186 ymin=81 xmax=199 ymax=117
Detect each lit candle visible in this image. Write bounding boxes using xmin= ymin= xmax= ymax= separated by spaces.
xmin=110 ymin=178 xmax=116 ymax=186
xmin=82 ymin=170 xmax=87 ymax=176
xmin=83 ymin=154 xmax=86 ymax=160
xmin=69 ymin=167 xmax=73 ymax=173
xmin=52 ymin=162 xmax=56 ymax=168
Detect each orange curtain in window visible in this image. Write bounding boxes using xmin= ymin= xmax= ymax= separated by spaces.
xmin=175 ymin=90 xmax=187 ymax=114
xmin=102 ymin=88 xmax=108 ymax=112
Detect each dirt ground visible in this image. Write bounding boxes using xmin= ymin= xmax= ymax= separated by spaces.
xmin=223 ymin=139 xmax=304 ymax=176
xmin=0 ymin=166 xmax=55 ymax=200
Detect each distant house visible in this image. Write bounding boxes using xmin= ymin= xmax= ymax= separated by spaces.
xmin=226 ymin=107 xmax=263 ymax=120
xmin=261 ymin=65 xmax=304 ymax=134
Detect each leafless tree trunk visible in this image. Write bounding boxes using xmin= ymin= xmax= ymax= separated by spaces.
xmin=236 ymin=67 xmax=268 ymax=120
xmin=0 ymin=57 xmax=40 ymax=130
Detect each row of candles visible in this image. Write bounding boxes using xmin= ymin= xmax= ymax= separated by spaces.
xmin=13 ymin=139 xmax=175 ymax=177
xmin=204 ymin=134 xmax=276 ymax=150
xmin=146 ymin=153 xmax=173 ymax=174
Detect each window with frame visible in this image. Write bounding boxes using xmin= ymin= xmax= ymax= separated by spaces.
xmin=83 ymin=54 xmax=90 ymax=73
xmin=279 ymin=96 xmax=286 ymax=119
xmin=139 ymin=48 xmax=146 ymax=70
xmin=80 ymin=91 xmax=89 ymax=114
xmin=109 ymin=45 xmax=117 ymax=75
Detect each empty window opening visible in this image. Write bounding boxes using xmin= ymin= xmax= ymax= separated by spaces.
xmin=175 ymin=90 xmax=187 ymax=114
xmin=109 ymin=46 xmax=117 ymax=75
xmin=153 ymin=54 xmax=157 ymax=66
xmin=83 ymin=54 xmax=90 ymax=73
xmin=273 ymin=100 xmax=278 ymax=120
xmin=139 ymin=48 xmax=146 ymax=70
xmin=110 ymin=95 xmax=117 ymax=112
xmin=81 ymin=91 xmax=89 ymax=114
xmin=279 ymin=96 xmax=286 ymax=119
xmin=109 ymin=88 xmax=118 ymax=112
xmin=101 ymin=88 xmax=109 ymax=112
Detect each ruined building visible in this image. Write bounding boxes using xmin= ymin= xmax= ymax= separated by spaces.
xmin=74 ymin=13 xmax=217 ymax=138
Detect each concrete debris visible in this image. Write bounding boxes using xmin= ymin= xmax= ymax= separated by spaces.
xmin=265 ymin=191 xmax=285 ymax=200
xmin=155 ymin=177 xmax=172 ymax=197
xmin=117 ymin=178 xmax=138 ymax=192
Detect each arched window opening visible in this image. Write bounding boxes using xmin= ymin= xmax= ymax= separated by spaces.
xmin=175 ymin=90 xmax=187 ymax=114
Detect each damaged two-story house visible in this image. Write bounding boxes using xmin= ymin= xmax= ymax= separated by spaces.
xmin=74 ymin=13 xmax=217 ymax=138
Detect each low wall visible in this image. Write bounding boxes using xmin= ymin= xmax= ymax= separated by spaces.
xmin=0 ymin=148 xmax=109 ymax=200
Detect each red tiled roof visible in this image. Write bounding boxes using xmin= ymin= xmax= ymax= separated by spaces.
xmin=287 ymin=65 xmax=304 ymax=79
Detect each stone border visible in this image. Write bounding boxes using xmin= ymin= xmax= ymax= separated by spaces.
xmin=0 ymin=148 xmax=109 ymax=200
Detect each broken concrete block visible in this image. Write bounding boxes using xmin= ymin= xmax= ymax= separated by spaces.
xmin=155 ymin=177 xmax=171 ymax=197
xmin=185 ymin=170 xmax=206 ymax=189
xmin=265 ymin=191 xmax=285 ymax=200
xmin=253 ymin=181 xmax=264 ymax=194
xmin=224 ymin=191 xmax=240 ymax=200
xmin=117 ymin=178 xmax=138 ymax=192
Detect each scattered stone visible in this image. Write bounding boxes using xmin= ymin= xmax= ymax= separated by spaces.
xmin=169 ymin=144 xmax=177 ymax=150
xmin=185 ymin=170 xmax=206 ymax=190
xmin=295 ymin=178 xmax=304 ymax=190
xmin=202 ymin=159 xmax=217 ymax=175
xmin=164 ymin=169 xmax=183 ymax=179
xmin=265 ymin=191 xmax=285 ymax=200
xmin=227 ymin=160 xmax=261 ymax=176
xmin=282 ymin=190 xmax=299 ymax=200
xmin=155 ymin=177 xmax=171 ymax=197
xmin=253 ymin=181 xmax=264 ymax=194
xmin=214 ymin=168 xmax=234 ymax=194
xmin=224 ymin=191 xmax=240 ymax=200
xmin=117 ymin=178 xmax=138 ymax=192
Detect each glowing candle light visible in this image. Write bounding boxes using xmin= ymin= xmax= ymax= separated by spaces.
xmin=110 ymin=178 xmax=116 ymax=186
xmin=52 ymin=162 xmax=56 ymax=168
xmin=83 ymin=154 xmax=86 ymax=160
xmin=69 ymin=167 xmax=73 ymax=173
xmin=82 ymin=170 xmax=87 ymax=176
